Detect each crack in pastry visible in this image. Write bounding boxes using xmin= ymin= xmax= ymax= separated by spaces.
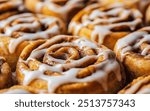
xmin=69 ymin=3 xmax=143 ymax=50
xmin=0 ymin=56 xmax=12 ymax=89
xmin=16 ymin=35 xmax=126 ymax=94
xmin=118 ymin=75 xmax=150 ymax=94
xmin=115 ymin=27 xmax=150 ymax=80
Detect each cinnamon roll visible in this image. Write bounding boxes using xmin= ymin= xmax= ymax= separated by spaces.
xmin=0 ymin=13 xmax=66 ymax=71
xmin=24 ymin=0 xmax=99 ymax=23
xmin=69 ymin=3 xmax=143 ymax=50
xmin=0 ymin=0 xmax=24 ymax=20
xmin=0 ymin=85 xmax=46 ymax=94
xmin=95 ymin=0 xmax=150 ymax=25
xmin=0 ymin=56 xmax=12 ymax=89
xmin=16 ymin=35 xmax=126 ymax=94
xmin=119 ymin=75 xmax=150 ymax=94
xmin=115 ymin=27 xmax=150 ymax=80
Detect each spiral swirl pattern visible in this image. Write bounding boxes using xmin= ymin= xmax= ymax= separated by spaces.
xmin=0 ymin=13 xmax=66 ymax=53
xmin=115 ymin=27 xmax=150 ymax=61
xmin=17 ymin=35 xmax=125 ymax=93
xmin=115 ymin=27 xmax=150 ymax=78
xmin=69 ymin=3 xmax=143 ymax=49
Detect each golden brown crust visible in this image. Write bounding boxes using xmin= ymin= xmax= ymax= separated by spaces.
xmin=119 ymin=75 xmax=150 ymax=94
xmin=16 ymin=35 xmax=126 ymax=94
xmin=69 ymin=3 xmax=143 ymax=50
xmin=0 ymin=36 xmax=30 ymax=71
xmin=0 ymin=13 xmax=66 ymax=71
xmin=146 ymin=4 xmax=150 ymax=25
xmin=0 ymin=85 xmax=46 ymax=94
xmin=114 ymin=27 xmax=150 ymax=81
xmin=0 ymin=56 xmax=12 ymax=89
xmin=0 ymin=0 xmax=24 ymax=20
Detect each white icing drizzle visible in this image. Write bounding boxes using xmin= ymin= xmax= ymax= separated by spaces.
xmin=19 ymin=36 xmax=122 ymax=93
xmin=141 ymin=46 xmax=150 ymax=56
xmin=137 ymin=88 xmax=150 ymax=94
xmin=0 ymin=13 xmax=64 ymax=53
xmin=73 ymin=37 xmax=98 ymax=49
xmin=69 ymin=4 xmax=142 ymax=44
xmin=36 ymin=2 xmax=44 ymax=13
xmin=35 ymin=0 xmax=84 ymax=20
xmin=124 ymin=80 xmax=144 ymax=94
xmin=123 ymin=76 xmax=150 ymax=94
xmin=115 ymin=27 xmax=150 ymax=61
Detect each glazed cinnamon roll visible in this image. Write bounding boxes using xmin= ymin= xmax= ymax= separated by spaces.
xmin=69 ymin=3 xmax=143 ymax=50
xmin=115 ymin=27 xmax=150 ymax=80
xmin=24 ymin=0 xmax=99 ymax=23
xmin=97 ymin=0 xmax=150 ymax=25
xmin=0 ymin=85 xmax=46 ymax=94
xmin=119 ymin=75 xmax=150 ymax=94
xmin=0 ymin=13 xmax=66 ymax=71
xmin=0 ymin=56 xmax=12 ymax=89
xmin=0 ymin=0 xmax=24 ymax=20
xmin=16 ymin=35 xmax=126 ymax=94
